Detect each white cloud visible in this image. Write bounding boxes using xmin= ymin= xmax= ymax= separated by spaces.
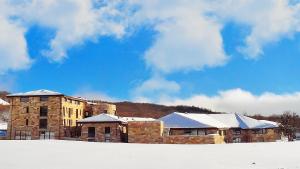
xmin=162 ymin=88 xmax=300 ymax=116
xmin=0 ymin=1 xmax=31 ymax=74
xmin=211 ymin=0 xmax=300 ymax=58
xmin=132 ymin=75 xmax=181 ymax=102
xmin=17 ymin=0 xmax=128 ymax=61
xmin=0 ymin=0 xmax=129 ymax=73
xmin=130 ymin=0 xmax=227 ymax=73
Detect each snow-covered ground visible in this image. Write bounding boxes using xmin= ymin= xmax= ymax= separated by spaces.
xmin=0 ymin=140 xmax=299 ymax=169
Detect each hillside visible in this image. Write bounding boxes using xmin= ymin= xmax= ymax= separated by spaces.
xmin=114 ymin=101 xmax=219 ymax=119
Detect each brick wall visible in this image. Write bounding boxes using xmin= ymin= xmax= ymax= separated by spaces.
xmin=8 ymin=96 xmax=62 ymax=140
xmin=80 ymin=122 xmax=126 ymax=142
xmin=163 ymin=135 xmax=225 ymax=144
xmin=225 ymin=128 xmax=279 ymax=143
xmin=127 ymin=121 xmax=163 ymax=144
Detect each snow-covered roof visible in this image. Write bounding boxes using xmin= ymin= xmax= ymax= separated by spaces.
xmin=0 ymin=98 xmax=9 ymax=105
xmin=78 ymin=113 xmax=127 ymax=123
xmin=159 ymin=112 xmax=229 ymax=129
xmin=123 ymin=117 xmax=156 ymax=122
xmin=8 ymin=89 xmax=63 ymax=97
xmin=0 ymin=123 xmax=7 ymax=130
xmin=209 ymin=114 xmax=279 ymax=129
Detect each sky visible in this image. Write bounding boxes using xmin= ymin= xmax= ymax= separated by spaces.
xmin=1 ymin=0 xmax=300 ymax=115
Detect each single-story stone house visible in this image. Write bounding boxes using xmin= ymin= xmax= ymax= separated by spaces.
xmin=208 ymin=114 xmax=280 ymax=143
xmin=77 ymin=112 xmax=279 ymax=144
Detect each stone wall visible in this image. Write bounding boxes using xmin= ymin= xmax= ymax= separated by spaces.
xmin=127 ymin=121 xmax=163 ymax=144
xmin=84 ymin=103 xmax=116 ymax=117
xmin=80 ymin=122 xmax=126 ymax=142
xmin=225 ymin=128 xmax=279 ymax=143
xmin=163 ymin=135 xmax=225 ymax=144
xmin=7 ymin=96 xmax=64 ymax=139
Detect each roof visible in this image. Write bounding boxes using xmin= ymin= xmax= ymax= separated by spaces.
xmin=7 ymin=89 xmax=63 ymax=97
xmin=77 ymin=113 xmax=126 ymax=123
xmin=123 ymin=117 xmax=156 ymax=122
xmin=0 ymin=98 xmax=9 ymax=105
xmin=0 ymin=123 xmax=7 ymax=130
xmin=159 ymin=112 xmax=228 ymax=129
xmin=208 ymin=114 xmax=279 ymax=129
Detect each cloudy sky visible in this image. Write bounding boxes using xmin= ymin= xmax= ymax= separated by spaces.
xmin=1 ymin=0 xmax=300 ymax=115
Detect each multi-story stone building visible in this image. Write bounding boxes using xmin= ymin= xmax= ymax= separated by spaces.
xmin=7 ymin=90 xmax=85 ymax=140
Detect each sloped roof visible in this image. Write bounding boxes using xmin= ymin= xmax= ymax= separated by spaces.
xmin=123 ymin=117 xmax=156 ymax=122
xmin=209 ymin=114 xmax=279 ymax=129
xmin=159 ymin=112 xmax=228 ymax=129
xmin=0 ymin=98 xmax=9 ymax=105
xmin=0 ymin=123 xmax=7 ymax=130
xmin=78 ymin=113 xmax=126 ymax=123
xmin=7 ymin=89 xmax=63 ymax=97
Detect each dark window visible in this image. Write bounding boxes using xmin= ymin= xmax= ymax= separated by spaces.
xmin=26 ymin=119 xmax=29 ymax=126
xmin=88 ymin=127 xmax=95 ymax=137
xmin=68 ymin=108 xmax=72 ymax=117
xmin=39 ymin=119 xmax=47 ymax=129
xmin=63 ymin=119 xmax=66 ymax=126
xmin=62 ymin=107 xmax=65 ymax=116
xmin=20 ymin=97 xmax=29 ymax=102
xmin=184 ymin=129 xmax=192 ymax=135
xmin=40 ymin=96 xmax=49 ymax=102
xmin=76 ymin=109 xmax=78 ymax=118
xmin=105 ymin=127 xmax=111 ymax=134
xmin=103 ymin=110 xmax=108 ymax=114
xmin=233 ymin=129 xmax=241 ymax=135
xmin=25 ymin=107 xmax=29 ymax=113
xmin=40 ymin=106 xmax=48 ymax=117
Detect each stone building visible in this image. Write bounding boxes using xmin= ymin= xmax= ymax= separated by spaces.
xmin=159 ymin=112 xmax=227 ymax=144
xmin=84 ymin=101 xmax=117 ymax=117
xmin=7 ymin=90 xmax=85 ymax=140
xmin=208 ymin=114 xmax=280 ymax=143
xmin=78 ymin=113 xmax=127 ymax=142
xmin=78 ymin=113 xmax=161 ymax=143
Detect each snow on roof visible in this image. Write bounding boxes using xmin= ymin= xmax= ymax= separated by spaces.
xmin=0 ymin=123 xmax=7 ymax=130
xmin=159 ymin=112 xmax=228 ymax=129
xmin=258 ymin=120 xmax=280 ymax=128
xmin=8 ymin=89 xmax=63 ymax=97
xmin=78 ymin=113 xmax=127 ymax=123
xmin=123 ymin=117 xmax=156 ymax=122
xmin=209 ymin=114 xmax=279 ymax=129
xmin=0 ymin=98 xmax=9 ymax=105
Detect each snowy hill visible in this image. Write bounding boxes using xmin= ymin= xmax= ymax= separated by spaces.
xmin=0 ymin=140 xmax=299 ymax=169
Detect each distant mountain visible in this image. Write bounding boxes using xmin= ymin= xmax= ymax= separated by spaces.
xmin=114 ymin=101 xmax=220 ymax=119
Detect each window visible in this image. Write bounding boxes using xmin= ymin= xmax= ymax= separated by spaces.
xmin=233 ymin=129 xmax=241 ymax=135
xmin=25 ymin=107 xmax=29 ymax=113
xmin=184 ymin=129 xmax=192 ymax=135
xmin=68 ymin=108 xmax=72 ymax=117
xmin=40 ymin=96 xmax=49 ymax=101
xmin=76 ymin=109 xmax=78 ymax=118
xmin=63 ymin=119 xmax=66 ymax=126
xmin=105 ymin=127 xmax=111 ymax=134
xmin=253 ymin=129 xmax=266 ymax=134
xmin=26 ymin=119 xmax=29 ymax=126
xmin=88 ymin=127 xmax=95 ymax=137
xmin=197 ymin=129 xmax=206 ymax=136
xmin=39 ymin=119 xmax=47 ymax=129
xmin=63 ymin=107 xmax=65 ymax=116
xmin=103 ymin=110 xmax=108 ymax=114
xmin=69 ymin=120 xmax=72 ymax=126
xmin=20 ymin=97 xmax=29 ymax=102
xmin=40 ymin=106 xmax=48 ymax=117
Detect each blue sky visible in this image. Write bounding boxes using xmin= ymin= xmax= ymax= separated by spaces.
xmin=1 ymin=0 xmax=300 ymax=115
